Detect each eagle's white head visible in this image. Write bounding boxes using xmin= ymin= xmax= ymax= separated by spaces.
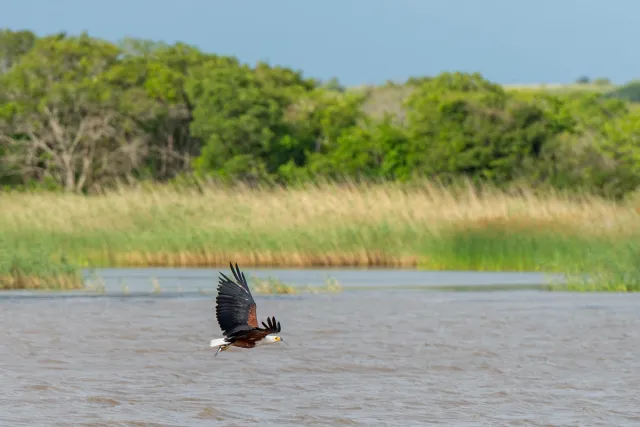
xmin=265 ymin=334 xmax=283 ymax=344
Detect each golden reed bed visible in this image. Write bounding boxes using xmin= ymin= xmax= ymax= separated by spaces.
xmin=2 ymin=181 xmax=640 ymax=291
xmin=3 ymin=181 xmax=637 ymax=237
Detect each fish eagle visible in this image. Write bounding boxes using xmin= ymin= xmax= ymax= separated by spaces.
xmin=210 ymin=262 xmax=283 ymax=356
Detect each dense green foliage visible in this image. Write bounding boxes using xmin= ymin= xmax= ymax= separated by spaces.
xmin=605 ymin=81 xmax=640 ymax=102
xmin=1 ymin=30 xmax=640 ymax=198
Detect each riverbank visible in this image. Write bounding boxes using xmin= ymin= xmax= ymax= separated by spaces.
xmin=2 ymin=181 xmax=640 ymax=291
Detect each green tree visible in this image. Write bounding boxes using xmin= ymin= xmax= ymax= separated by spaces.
xmin=276 ymin=88 xmax=367 ymax=182
xmin=104 ymin=39 xmax=235 ymax=181
xmin=186 ymin=61 xmax=319 ymax=182
xmin=404 ymin=72 xmax=559 ymax=184
xmin=0 ymin=33 xmax=144 ymax=192
xmin=0 ymin=29 xmax=36 ymax=75
xmin=300 ymin=115 xmax=410 ymax=181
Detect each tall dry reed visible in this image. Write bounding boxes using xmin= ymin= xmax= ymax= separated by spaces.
xmin=2 ymin=181 xmax=640 ymax=290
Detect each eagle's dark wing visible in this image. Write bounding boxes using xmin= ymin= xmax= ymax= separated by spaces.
xmin=215 ymin=262 xmax=258 ymax=336
xmin=229 ymin=316 xmax=282 ymax=341
xmin=261 ymin=315 xmax=281 ymax=334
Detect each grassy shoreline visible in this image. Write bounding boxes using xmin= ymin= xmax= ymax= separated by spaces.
xmin=2 ymin=181 xmax=640 ymax=291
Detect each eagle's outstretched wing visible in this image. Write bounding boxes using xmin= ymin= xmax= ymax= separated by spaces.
xmin=230 ymin=316 xmax=282 ymax=341
xmin=261 ymin=316 xmax=281 ymax=334
xmin=215 ymin=262 xmax=258 ymax=337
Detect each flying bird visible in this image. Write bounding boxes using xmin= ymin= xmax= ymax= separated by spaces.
xmin=210 ymin=262 xmax=283 ymax=356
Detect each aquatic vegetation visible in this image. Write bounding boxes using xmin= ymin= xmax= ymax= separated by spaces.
xmin=307 ymin=276 xmax=344 ymax=294
xmin=1 ymin=181 xmax=640 ymax=291
xmin=249 ymin=275 xmax=344 ymax=295
xmin=250 ymin=276 xmax=297 ymax=295
xmin=547 ymin=241 xmax=640 ymax=292
xmin=151 ymin=277 xmax=162 ymax=294
xmin=0 ymin=250 xmax=82 ymax=290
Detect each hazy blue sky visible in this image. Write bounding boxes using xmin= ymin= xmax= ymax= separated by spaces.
xmin=0 ymin=0 xmax=637 ymax=86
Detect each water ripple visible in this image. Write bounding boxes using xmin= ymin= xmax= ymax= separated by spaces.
xmin=1 ymin=290 xmax=639 ymax=426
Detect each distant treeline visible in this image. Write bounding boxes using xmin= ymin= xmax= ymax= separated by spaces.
xmin=1 ymin=29 xmax=640 ymax=198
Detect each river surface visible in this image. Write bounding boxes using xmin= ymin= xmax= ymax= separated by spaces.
xmin=2 ymin=267 xmax=567 ymax=298
xmin=1 ymin=268 xmax=639 ymax=426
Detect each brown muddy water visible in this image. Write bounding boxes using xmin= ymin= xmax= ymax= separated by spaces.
xmin=1 ymin=269 xmax=639 ymax=426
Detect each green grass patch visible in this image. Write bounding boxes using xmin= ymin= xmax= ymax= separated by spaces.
xmin=0 ymin=246 xmax=83 ymax=290
xmin=425 ymin=224 xmax=640 ymax=292
xmin=548 ymin=240 xmax=640 ymax=292
xmin=421 ymin=224 xmax=614 ymax=273
xmin=4 ymin=224 xmax=639 ymax=292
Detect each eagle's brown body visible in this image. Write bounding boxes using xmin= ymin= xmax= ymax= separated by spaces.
xmin=211 ymin=263 xmax=283 ymax=355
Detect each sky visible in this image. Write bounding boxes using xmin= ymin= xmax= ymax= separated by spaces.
xmin=0 ymin=0 xmax=637 ymax=86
